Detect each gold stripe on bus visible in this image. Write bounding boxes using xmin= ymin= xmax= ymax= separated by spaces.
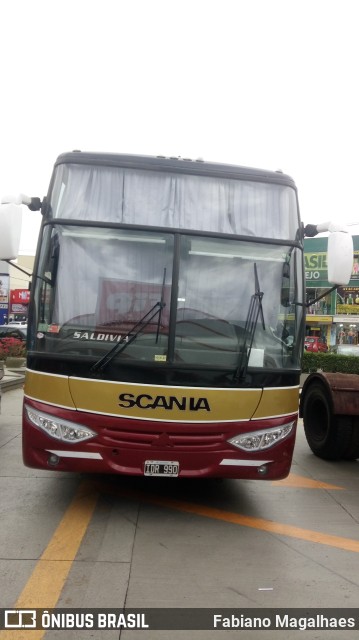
xmin=24 ymin=370 xmax=76 ymax=409
xmin=252 ymin=386 xmax=299 ymax=419
xmin=68 ymin=378 xmax=262 ymax=422
xmin=24 ymin=370 xmax=299 ymax=423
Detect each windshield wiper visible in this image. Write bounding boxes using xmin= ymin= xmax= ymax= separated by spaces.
xmin=90 ymin=269 xmax=167 ymax=374
xmin=156 ymin=268 xmax=167 ymax=343
xmin=234 ymin=263 xmax=265 ymax=382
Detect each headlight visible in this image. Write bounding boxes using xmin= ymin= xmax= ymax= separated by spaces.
xmin=25 ymin=405 xmax=97 ymax=443
xmin=228 ymin=422 xmax=294 ymax=452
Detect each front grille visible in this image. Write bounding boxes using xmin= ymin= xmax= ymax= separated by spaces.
xmin=102 ymin=427 xmax=226 ymax=450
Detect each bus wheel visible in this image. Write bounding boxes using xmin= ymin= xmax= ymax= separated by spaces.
xmin=302 ymin=382 xmax=352 ymax=460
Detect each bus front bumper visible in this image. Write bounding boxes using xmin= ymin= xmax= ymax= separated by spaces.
xmin=22 ymin=399 xmax=297 ymax=481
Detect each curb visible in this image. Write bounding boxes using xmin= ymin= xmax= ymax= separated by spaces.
xmin=0 ymin=368 xmax=26 ymax=392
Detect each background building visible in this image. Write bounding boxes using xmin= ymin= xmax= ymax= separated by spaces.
xmin=0 ymin=256 xmax=34 ymax=323
xmin=304 ymin=235 xmax=359 ymax=346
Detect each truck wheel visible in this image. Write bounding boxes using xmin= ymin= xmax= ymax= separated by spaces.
xmin=302 ymin=382 xmax=352 ymax=460
xmin=342 ymin=417 xmax=359 ymax=460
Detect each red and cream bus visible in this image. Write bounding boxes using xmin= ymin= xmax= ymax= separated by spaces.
xmin=0 ymin=152 xmax=351 ymax=479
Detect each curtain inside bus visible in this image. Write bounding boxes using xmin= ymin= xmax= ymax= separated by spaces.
xmin=50 ymin=164 xmax=300 ymax=241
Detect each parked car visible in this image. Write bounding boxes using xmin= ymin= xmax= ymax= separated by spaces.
xmin=304 ymin=336 xmax=328 ymax=353
xmin=0 ymin=325 xmax=27 ymax=341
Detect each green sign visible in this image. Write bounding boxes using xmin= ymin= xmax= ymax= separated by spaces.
xmin=304 ymin=251 xmax=328 ymax=286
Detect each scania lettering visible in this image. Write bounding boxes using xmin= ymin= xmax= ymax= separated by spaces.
xmin=0 ymin=152 xmax=353 ymax=477
xmin=118 ymin=392 xmax=211 ymax=412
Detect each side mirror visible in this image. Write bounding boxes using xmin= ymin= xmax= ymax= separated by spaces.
xmin=0 ymin=203 xmax=23 ymax=260
xmin=327 ymin=231 xmax=353 ymax=285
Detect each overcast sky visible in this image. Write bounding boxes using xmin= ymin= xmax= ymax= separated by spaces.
xmin=1 ymin=0 xmax=359 ymax=254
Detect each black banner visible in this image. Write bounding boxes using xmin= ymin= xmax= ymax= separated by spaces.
xmin=1 ymin=608 xmax=358 ymax=631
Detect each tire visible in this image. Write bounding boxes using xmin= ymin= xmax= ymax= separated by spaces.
xmin=302 ymin=382 xmax=353 ymax=460
xmin=342 ymin=417 xmax=359 ymax=460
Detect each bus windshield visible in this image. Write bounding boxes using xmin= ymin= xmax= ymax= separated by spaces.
xmin=32 ymin=224 xmax=303 ymax=372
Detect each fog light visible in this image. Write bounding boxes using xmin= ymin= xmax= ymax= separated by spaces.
xmin=228 ymin=422 xmax=294 ymax=452
xmin=257 ymin=464 xmax=268 ymax=476
xmin=48 ymin=453 xmax=59 ymax=466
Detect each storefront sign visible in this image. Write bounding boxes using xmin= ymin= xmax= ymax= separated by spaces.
xmin=334 ymin=315 xmax=359 ymax=324
xmin=10 ymin=289 xmax=30 ymax=304
xmin=304 ymin=252 xmax=328 ymax=285
xmin=10 ymin=303 xmax=28 ymax=314
xmin=336 ymin=286 xmax=359 ymax=315
xmin=0 ymin=275 xmax=9 ymax=324
xmin=305 ymin=315 xmax=332 ymax=324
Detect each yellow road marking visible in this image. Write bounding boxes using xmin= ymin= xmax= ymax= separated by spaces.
xmin=0 ymin=481 xmax=99 ymax=640
xmin=91 ymin=481 xmax=359 ymax=555
xmin=272 ymin=473 xmax=344 ymax=490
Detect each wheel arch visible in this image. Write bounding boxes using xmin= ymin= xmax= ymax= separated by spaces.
xmin=300 ymin=371 xmax=359 ymax=418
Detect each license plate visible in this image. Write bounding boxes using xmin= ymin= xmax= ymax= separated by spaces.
xmin=144 ymin=460 xmax=179 ymax=477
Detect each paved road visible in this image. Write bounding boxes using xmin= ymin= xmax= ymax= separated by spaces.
xmin=0 ymin=388 xmax=359 ymax=639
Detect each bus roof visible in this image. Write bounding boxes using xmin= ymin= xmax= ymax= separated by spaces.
xmin=54 ymin=151 xmax=297 ymax=188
